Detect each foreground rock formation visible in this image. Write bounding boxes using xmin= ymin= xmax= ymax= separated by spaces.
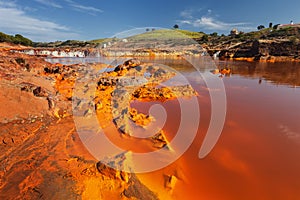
xmin=94 ymin=59 xmax=197 ymax=138
xmin=0 ymin=44 xmax=197 ymax=199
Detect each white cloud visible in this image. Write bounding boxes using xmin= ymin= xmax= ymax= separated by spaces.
xmin=195 ymin=17 xmax=224 ymax=29
xmin=0 ymin=1 xmax=78 ymax=41
xmin=193 ymin=17 xmax=248 ymax=30
xmin=0 ymin=1 xmax=16 ymax=7
xmin=64 ymin=0 xmax=103 ymax=15
xmin=71 ymin=4 xmax=103 ymax=13
xmin=178 ymin=9 xmax=253 ymax=32
xmin=180 ymin=9 xmax=193 ymax=19
xmin=34 ymin=0 xmax=62 ymax=8
xmin=180 ymin=20 xmax=192 ymax=25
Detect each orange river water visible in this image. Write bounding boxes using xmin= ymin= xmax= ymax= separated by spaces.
xmin=130 ymin=59 xmax=300 ymax=200
xmin=52 ymin=57 xmax=300 ymax=199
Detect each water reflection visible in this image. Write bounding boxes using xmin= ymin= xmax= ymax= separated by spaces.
xmin=215 ymin=60 xmax=300 ymax=87
xmin=132 ymin=59 xmax=300 ymax=199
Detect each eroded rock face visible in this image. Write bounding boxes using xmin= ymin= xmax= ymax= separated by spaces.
xmin=215 ymin=40 xmax=300 ymax=62
xmin=122 ymin=174 xmax=159 ymax=200
xmin=0 ymin=47 xmax=160 ymax=199
xmin=96 ymin=152 xmax=131 ymax=183
xmin=0 ymin=46 xmax=191 ymax=199
xmin=95 ymin=59 xmax=198 ymax=149
xmin=97 ymin=162 xmax=125 ymax=181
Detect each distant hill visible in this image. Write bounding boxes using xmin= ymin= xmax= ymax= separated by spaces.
xmin=0 ymin=32 xmax=33 ymax=46
xmin=126 ymin=29 xmax=204 ymax=41
xmin=33 ymin=40 xmax=96 ymax=48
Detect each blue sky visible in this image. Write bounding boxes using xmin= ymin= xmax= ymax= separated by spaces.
xmin=0 ymin=0 xmax=299 ymax=42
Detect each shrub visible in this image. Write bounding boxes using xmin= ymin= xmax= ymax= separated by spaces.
xmin=201 ymin=34 xmax=209 ymax=42
xmin=15 ymin=58 xmax=26 ymax=65
xmin=257 ymin=25 xmax=265 ymax=30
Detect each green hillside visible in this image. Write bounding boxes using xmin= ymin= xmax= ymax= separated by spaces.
xmin=0 ymin=32 xmax=33 ymax=46
xmin=126 ymin=29 xmax=204 ymax=41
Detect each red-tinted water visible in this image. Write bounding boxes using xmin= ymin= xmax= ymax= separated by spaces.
xmin=130 ymin=59 xmax=300 ymax=199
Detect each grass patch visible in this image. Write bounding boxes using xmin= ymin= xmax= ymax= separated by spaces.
xmin=127 ymin=29 xmax=204 ymax=41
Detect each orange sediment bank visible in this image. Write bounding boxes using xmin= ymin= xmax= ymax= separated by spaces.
xmin=3 ymin=51 xmax=197 ymax=198
xmin=225 ymin=56 xmax=300 ymax=63
xmin=0 ymin=48 xmax=173 ymax=198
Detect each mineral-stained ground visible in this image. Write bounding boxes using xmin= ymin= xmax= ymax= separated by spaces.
xmin=0 ymin=44 xmax=197 ymax=199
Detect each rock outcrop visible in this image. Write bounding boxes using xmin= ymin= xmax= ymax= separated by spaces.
xmin=209 ymin=39 xmax=300 ymax=62
xmin=0 ymin=47 xmax=164 ymax=199
xmin=94 ymin=59 xmax=198 ymax=147
xmin=0 ymin=44 xmax=197 ymax=198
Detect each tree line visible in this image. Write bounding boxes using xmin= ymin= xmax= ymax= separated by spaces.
xmin=0 ymin=32 xmax=33 ymax=46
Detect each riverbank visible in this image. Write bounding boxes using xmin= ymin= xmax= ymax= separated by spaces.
xmin=0 ymin=45 xmax=198 ymax=199
xmin=0 ymin=46 xmax=162 ymax=199
xmin=207 ymin=39 xmax=300 ymax=62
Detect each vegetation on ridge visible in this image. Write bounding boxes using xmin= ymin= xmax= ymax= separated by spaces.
xmin=2 ymin=25 xmax=300 ymax=48
xmin=0 ymin=32 xmax=33 ymax=46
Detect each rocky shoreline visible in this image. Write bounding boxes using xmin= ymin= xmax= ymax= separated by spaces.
xmin=207 ymin=39 xmax=300 ymax=62
xmin=0 ymin=44 xmax=198 ymax=199
xmin=4 ymin=36 xmax=300 ymax=62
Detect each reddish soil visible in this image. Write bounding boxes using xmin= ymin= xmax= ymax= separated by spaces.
xmin=0 ymin=44 xmax=158 ymax=199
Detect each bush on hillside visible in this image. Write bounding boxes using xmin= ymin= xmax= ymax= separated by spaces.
xmin=0 ymin=32 xmax=33 ymax=46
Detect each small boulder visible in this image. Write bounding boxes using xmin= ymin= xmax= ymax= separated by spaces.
xmin=152 ymin=131 xmax=168 ymax=149
xmin=33 ymin=86 xmax=48 ymax=97
xmin=165 ymin=175 xmax=178 ymax=190
xmin=96 ymin=162 xmax=118 ymax=179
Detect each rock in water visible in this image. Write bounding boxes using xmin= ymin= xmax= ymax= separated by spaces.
xmin=165 ymin=175 xmax=178 ymax=190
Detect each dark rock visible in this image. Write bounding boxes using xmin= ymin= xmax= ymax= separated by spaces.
xmin=124 ymin=59 xmax=141 ymax=68
xmin=96 ymin=162 xmax=118 ymax=179
xmin=114 ymin=64 xmax=124 ymax=72
xmin=122 ymin=174 xmax=159 ymax=200
xmin=164 ymin=175 xmax=178 ymax=190
xmin=152 ymin=131 xmax=168 ymax=149
xmin=15 ymin=58 xmax=26 ymax=65
xmin=97 ymin=77 xmax=118 ymax=87
xmin=20 ymin=82 xmax=36 ymax=92
xmin=44 ymin=67 xmax=51 ymax=73
xmin=47 ymin=96 xmax=55 ymax=109
xmin=33 ymin=86 xmax=47 ymax=97
xmin=114 ymin=59 xmax=141 ymax=72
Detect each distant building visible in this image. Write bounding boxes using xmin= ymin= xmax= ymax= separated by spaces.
xmin=277 ymin=22 xmax=300 ymax=29
xmin=230 ymin=28 xmax=239 ymax=36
